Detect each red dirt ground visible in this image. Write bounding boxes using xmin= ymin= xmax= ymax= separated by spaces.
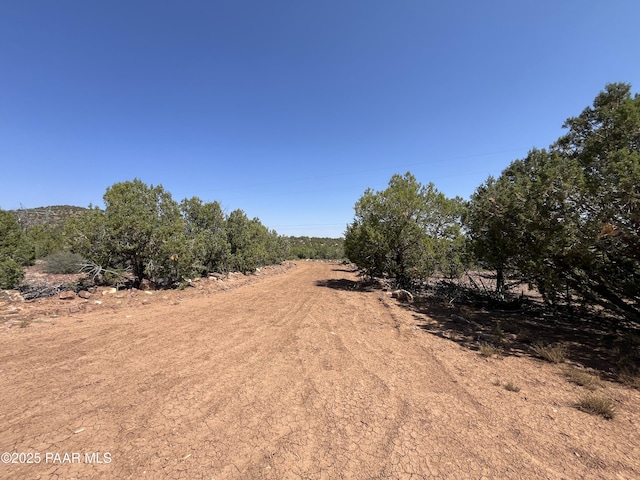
xmin=1 ymin=262 xmax=638 ymax=479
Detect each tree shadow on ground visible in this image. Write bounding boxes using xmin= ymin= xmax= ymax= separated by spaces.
xmin=331 ymin=267 xmax=360 ymax=273
xmin=314 ymin=279 xmax=375 ymax=292
xmin=315 ymin=272 xmax=639 ymax=383
xmin=405 ymin=291 xmax=635 ymax=381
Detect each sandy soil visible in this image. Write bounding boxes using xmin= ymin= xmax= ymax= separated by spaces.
xmin=0 ymin=262 xmax=638 ymax=479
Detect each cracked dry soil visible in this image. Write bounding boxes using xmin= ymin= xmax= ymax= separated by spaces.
xmin=1 ymin=262 xmax=639 ymax=479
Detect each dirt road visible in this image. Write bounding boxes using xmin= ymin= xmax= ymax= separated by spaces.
xmin=1 ymin=262 xmax=638 ymax=479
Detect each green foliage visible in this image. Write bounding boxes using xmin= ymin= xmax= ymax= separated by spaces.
xmin=42 ymin=251 xmax=86 ymax=274
xmin=0 ymin=210 xmax=35 ymax=267
xmin=62 ymin=180 xmax=291 ymax=287
xmin=26 ymin=224 xmax=66 ymax=259
xmin=466 ymin=83 xmax=640 ymax=322
xmin=287 ymin=236 xmax=344 ymax=260
xmin=344 ymin=172 xmax=466 ymax=287
xmin=464 ymin=176 xmax=519 ymax=294
xmin=103 ymin=179 xmax=189 ymax=285
xmin=0 ymin=209 xmax=36 ymax=288
xmin=0 ymin=257 xmax=23 ymax=289
xmin=226 ymin=209 xmax=288 ymax=272
xmin=181 ymin=197 xmax=229 ymax=274
xmin=64 ymin=206 xmax=110 ymax=272
xmin=66 ymin=180 xmax=191 ymax=286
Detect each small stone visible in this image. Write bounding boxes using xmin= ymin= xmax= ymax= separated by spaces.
xmin=0 ymin=290 xmax=24 ymax=303
xmin=78 ymin=290 xmax=92 ymax=299
xmin=391 ymin=289 xmax=414 ymax=302
xmin=59 ymin=291 xmax=76 ymax=300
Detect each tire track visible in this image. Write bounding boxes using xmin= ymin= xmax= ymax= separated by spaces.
xmin=1 ymin=262 xmax=638 ymax=479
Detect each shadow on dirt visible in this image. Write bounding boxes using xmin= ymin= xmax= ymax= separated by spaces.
xmin=407 ymin=296 xmax=632 ymax=378
xmin=317 ymin=273 xmax=638 ymax=381
xmin=331 ymin=268 xmax=360 ymax=273
xmin=314 ymin=279 xmax=374 ymax=292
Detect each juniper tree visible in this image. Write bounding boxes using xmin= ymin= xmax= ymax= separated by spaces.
xmin=345 ymin=172 xmax=465 ymax=287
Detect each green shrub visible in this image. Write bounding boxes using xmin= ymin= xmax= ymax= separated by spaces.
xmin=0 ymin=257 xmax=24 ymax=289
xmin=43 ymin=251 xmax=86 ymax=274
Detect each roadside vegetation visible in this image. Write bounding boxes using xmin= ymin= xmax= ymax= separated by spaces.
xmin=345 ymin=83 xmax=639 ymax=325
xmin=2 ymin=185 xmax=343 ymax=292
xmin=344 ymin=82 xmax=639 ymax=381
xmin=1 ymin=83 xmax=638 ymax=383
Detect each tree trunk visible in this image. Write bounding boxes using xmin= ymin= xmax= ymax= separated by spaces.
xmin=495 ymin=266 xmax=505 ymax=297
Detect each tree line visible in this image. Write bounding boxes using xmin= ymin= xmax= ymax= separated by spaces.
xmin=2 ymin=83 xmax=637 ymax=326
xmin=0 ymin=182 xmax=344 ymax=289
xmin=345 ymin=83 xmax=639 ymax=325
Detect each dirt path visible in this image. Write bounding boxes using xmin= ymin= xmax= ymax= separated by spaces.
xmin=1 ymin=262 xmax=638 ymax=479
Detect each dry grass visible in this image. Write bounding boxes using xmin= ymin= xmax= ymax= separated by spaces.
xmin=479 ymin=342 xmax=500 ymax=357
xmin=618 ymin=369 xmax=640 ymax=389
xmin=532 ymin=343 xmax=568 ymax=364
xmin=564 ymin=367 xmax=601 ymax=390
xmin=503 ymin=381 xmax=521 ymax=392
xmin=575 ymin=394 xmax=616 ymax=420
xmin=516 ymin=327 xmax=536 ymax=344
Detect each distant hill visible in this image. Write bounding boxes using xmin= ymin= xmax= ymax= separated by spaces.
xmin=8 ymin=205 xmax=88 ymax=229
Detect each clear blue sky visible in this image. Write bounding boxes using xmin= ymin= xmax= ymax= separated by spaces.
xmin=1 ymin=1 xmax=639 ymax=237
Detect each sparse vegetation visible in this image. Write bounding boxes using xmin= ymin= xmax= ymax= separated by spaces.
xmin=503 ymin=381 xmax=521 ymax=392
xmin=516 ymin=327 xmax=536 ymax=345
xmin=288 ymin=236 xmax=344 ymax=260
xmin=618 ymin=369 xmax=640 ymax=389
xmin=479 ymin=343 xmax=500 ymax=357
xmin=564 ymin=367 xmax=601 ymax=390
xmin=532 ymin=343 xmax=568 ymax=364
xmin=575 ymin=394 xmax=616 ymax=419
xmin=42 ymin=251 xmax=86 ymax=274
xmin=492 ymin=324 xmax=506 ymax=346
xmin=10 ymin=205 xmax=87 ymax=229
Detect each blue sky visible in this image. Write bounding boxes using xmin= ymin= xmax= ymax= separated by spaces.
xmin=1 ymin=1 xmax=639 ymax=237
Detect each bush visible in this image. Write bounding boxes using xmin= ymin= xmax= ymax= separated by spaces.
xmin=564 ymin=367 xmax=601 ymax=390
xmin=532 ymin=343 xmax=568 ymax=363
xmin=0 ymin=257 xmax=24 ymax=289
xmin=43 ymin=252 xmax=86 ymax=274
xmin=618 ymin=369 xmax=640 ymax=389
xmin=345 ymin=172 xmax=466 ymax=287
xmin=479 ymin=343 xmax=500 ymax=357
xmin=575 ymin=395 xmax=616 ymax=419
xmin=504 ymin=381 xmax=521 ymax=392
